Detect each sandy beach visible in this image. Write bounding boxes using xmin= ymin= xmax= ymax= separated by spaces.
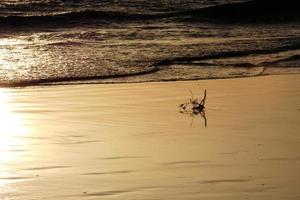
xmin=0 ymin=74 xmax=300 ymax=200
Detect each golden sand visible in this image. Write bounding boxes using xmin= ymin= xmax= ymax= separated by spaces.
xmin=0 ymin=75 xmax=299 ymax=199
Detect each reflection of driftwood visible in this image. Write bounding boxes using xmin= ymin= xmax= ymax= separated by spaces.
xmin=180 ymin=89 xmax=207 ymax=127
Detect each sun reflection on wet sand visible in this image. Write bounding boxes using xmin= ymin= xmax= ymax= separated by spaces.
xmin=0 ymin=89 xmax=28 ymax=161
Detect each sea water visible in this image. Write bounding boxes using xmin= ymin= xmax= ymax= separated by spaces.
xmin=0 ymin=0 xmax=299 ymax=86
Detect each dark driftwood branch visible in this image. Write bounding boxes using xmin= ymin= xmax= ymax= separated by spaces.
xmin=180 ymin=89 xmax=207 ymax=127
xmin=200 ymin=90 xmax=206 ymax=106
xmin=180 ymin=89 xmax=206 ymax=114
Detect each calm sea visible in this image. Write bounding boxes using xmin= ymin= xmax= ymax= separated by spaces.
xmin=0 ymin=0 xmax=299 ymax=86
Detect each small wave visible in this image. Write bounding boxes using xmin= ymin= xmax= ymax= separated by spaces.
xmin=0 ymin=1 xmax=60 ymax=12
xmin=262 ymin=54 xmax=300 ymax=66
xmin=1 ymin=0 xmax=299 ymax=28
xmin=47 ymin=41 xmax=84 ymax=46
xmin=153 ymin=43 xmax=300 ymax=67
xmin=261 ymin=54 xmax=300 ymax=68
xmin=179 ymin=0 xmax=300 ymax=23
xmin=0 ymin=9 xmax=171 ymax=27
xmin=0 ymin=66 xmax=159 ymax=87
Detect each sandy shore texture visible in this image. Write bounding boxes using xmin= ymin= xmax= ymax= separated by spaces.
xmin=0 ymin=74 xmax=300 ymax=200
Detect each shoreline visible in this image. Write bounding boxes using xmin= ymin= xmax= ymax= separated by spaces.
xmin=1 ymin=73 xmax=300 ymax=89
xmin=0 ymin=74 xmax=299 ymax=199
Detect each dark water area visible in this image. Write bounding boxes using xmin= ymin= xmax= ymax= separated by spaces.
xmin=0 ymin=0 xmax=300 ymax=86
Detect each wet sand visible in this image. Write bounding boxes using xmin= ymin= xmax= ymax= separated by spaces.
xmin=0 ymin=74 xmax=300 ymax=199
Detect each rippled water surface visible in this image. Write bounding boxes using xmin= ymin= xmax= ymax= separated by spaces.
xmin=0 ymin=0 xmax=299 ymax=86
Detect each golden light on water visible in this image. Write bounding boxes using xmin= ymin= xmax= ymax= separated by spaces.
xmin=0 ymin=40 xmax=13 ymax=70
xmin=0 ymin=38 xmax=35 ymax=152
xmin=0 ymin=38 xmax=30 ymax=70
xmin=0 ymin=37 xmax=46 ymax=74
xmin=0 ymin=89 xmax=28 ymax=161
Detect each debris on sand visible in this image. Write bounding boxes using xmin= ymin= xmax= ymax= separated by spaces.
xmin=180 ymin=89 xmax=207 ymax=126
